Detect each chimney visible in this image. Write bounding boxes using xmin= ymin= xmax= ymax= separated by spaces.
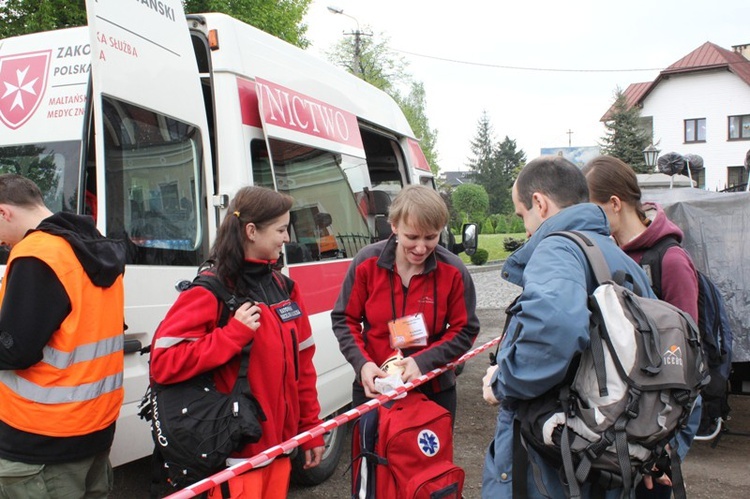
xmin=732 ymin=43 xmax=750 ymax=60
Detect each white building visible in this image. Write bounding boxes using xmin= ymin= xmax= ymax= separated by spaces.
xmin=605 ymin=42 xmax=750 ymax=191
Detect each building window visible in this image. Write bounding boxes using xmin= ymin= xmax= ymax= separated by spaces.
xmin=728 ymin=115 xmax=750 ymax=140
xmin=684 ymin=118 xmax=706 ymax=143
xmin=727 ymin=166 xmax=748 ymax=189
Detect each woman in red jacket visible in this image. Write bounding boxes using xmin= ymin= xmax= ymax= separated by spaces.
xmin=150 ymin=186 xmax=324 ymax=498
xmin=331 ymin=184 xmax=480 ymax=418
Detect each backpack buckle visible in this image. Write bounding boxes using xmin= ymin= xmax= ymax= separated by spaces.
xmin=626 ymin=389 xmax=642 ymax=419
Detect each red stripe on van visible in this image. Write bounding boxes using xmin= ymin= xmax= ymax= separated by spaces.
xmin=237 ymin=77 xmax=262 ymax=127
xmin=289 ymin=260 xmax=350 ymax=315
xmin=407 ymin=138 xmax=432 ymax=172
xmin=255 ymin=77 xmax=364 ymax=151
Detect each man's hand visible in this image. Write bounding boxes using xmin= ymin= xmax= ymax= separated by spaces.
xmin=483 ymin=365 xmax=500 ymax=406
xmin=641 ymin=471 xmax=672 ymax=489
xmin=360 ymin=362 xmax=388 ymax=398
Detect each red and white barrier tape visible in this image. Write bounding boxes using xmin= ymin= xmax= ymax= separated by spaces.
xmin=165 ymin=334 xmax=502 ymax=499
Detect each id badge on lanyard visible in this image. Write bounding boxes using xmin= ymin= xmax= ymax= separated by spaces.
xmin=388 ymin=312 xmax=428 ymax=349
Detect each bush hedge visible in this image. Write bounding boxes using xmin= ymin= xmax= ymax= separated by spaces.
xmin=470 ymin=248 xmax=489 ymax=266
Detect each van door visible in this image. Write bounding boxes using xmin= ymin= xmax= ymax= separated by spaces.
xmin=85 ymin=0 xmax=214 ymax=466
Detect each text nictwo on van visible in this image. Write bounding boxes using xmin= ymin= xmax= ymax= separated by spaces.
xmin=0 ymin=0 xmax=472 ymax=483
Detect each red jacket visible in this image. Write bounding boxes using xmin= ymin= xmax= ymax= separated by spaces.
xmin=332 ymin=237 xmax=480 ymax=392
xmin=621 ymin=203 xmax=699 ymax=322
xmin=149 ymin=260 xmax=324 ymax=456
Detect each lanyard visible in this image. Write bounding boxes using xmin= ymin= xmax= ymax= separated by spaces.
xmin=388 ymin=268 xmax=439 ymax=338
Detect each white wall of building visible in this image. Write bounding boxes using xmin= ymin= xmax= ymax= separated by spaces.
xmin=640 ymin=69 xmax=750 ymax=191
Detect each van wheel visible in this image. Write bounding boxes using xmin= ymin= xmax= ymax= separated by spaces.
xmin=290 ymin=410 xmax=348 ymax=486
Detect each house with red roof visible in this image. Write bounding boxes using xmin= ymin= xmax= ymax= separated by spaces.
xmin=603 ymin=42 xmax=750 ymax=191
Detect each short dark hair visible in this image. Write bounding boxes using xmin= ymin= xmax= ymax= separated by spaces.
xmin=0 ymin=174 xmax=45 ymax=207
xmin=515 ymin=156 xmax=588 ymax=209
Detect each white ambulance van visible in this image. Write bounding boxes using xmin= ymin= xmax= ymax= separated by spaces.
xmin=0 ymin=0 xmax=474 ymax=483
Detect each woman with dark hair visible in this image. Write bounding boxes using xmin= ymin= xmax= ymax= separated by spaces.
xmin=149 ymin=186 xmax=324 ymax=498
xmin=582 ymin=155 xmax=700 ymax=499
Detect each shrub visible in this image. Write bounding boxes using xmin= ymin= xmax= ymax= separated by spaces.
xmin=494 ymin=215 xmax=508 ymax=234
xmin=503 ymin=237 xmax=525 ymax=252
xmin=481 ymin=219 xmax=494 ymax=235
xmin=510 ymin=217 xmax=526 ymax=234
xmin=470 ymin=248 xmax=489 ymax=266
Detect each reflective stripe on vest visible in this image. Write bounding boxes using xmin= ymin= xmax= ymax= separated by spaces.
xmin=0 ymin=231 xmax=124 ymax=437
xmin=0 ymin=370 xmax=123 ymax=404
xmin=42 ymin=335 xmax=124 ymax=370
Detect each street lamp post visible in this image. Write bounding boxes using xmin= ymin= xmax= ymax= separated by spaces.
xmin=643 ymin=144 xmax=660 ymax=172
xmin=327 ymin=6 xmax=370 ymax=77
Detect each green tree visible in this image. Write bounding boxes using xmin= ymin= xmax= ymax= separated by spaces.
xmin=466 ymin=112 xmax=524 ymax=215
xmin=397 ymin=82 xmax=440 ymax=175
xmin=451 ymin=184 xmax=489 ymax=224
xmin=327 ymin=32 xmax=440 ymax=174
xmin=600 ymin=87 xmax=651 ymax=173
xmin=466 ymin=111 xmax=496 ymax=185
xmin=0 ymin=0 xmax=312 ymax=48
xmin=491 ymin=136 xmax=526 ymax=214
xmin=0 ymin=0 xmax=87 ymax=38
xmin=184 ymin=0 xmax=311 ymax=48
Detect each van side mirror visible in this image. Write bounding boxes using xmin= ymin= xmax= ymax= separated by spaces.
xmin=461 ymin=224 xmax=477 ymax=256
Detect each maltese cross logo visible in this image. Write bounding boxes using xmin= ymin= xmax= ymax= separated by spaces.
xmin=0 ymin=50 xmax=51 ymax=130
xmin=418 ymin=429 xmax=440 ymax=457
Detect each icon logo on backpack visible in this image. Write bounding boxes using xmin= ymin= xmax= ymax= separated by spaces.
xmin=663 ymin=345 xmax=684 ymax=366
xmin=418 ymin=429 xmax=440 ymax=456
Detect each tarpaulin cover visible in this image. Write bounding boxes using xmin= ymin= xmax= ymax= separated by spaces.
xmin=683 ymin=153 xmax=704 ymax=172
xmin=644 ymin=188 xmax=750 ymax=362
xmin=657 ymin=152 xmax=686 ymax=176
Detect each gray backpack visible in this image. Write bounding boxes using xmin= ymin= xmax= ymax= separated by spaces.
xmin=514 ymin=231 xmax=708 ymax=499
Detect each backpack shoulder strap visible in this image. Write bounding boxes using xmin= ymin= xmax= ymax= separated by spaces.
xmin=190 ymin=272 xmax=243 ymax=327
xmin=549 ymin=230 xmax=612 ymax=284
xmin=639 ymin=236 xmax=680 ymax=299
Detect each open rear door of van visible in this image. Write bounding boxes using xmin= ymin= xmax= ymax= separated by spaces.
xmin=85 ymin=0 xmax=214 ymax=229
xmin=85 ymin=0 xmax=215 ymax=466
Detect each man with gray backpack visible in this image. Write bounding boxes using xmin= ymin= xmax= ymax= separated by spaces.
xmin=481 ymin=156 xmax=707 ymax=498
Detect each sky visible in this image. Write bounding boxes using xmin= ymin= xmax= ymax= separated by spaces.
xmin=302 ymin=0 xmax=750 ymax=173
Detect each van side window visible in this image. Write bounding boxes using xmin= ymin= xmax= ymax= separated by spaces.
xmin=101 ymin=96 xmax=208 ymax=266
xmin=255 ymin=138 xmax=371 ymax=263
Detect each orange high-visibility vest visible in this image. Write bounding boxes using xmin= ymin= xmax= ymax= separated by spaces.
xmin=0 ymin=230 xmax=124 ymax=437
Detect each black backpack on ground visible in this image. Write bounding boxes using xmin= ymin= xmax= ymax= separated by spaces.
xmin=514 ymin=231 xmax=708 ymax=499
xmin=138 ymin=269 xmax=266 ymax=497
xmin=640 ymin=236 xmax=734 ymax=435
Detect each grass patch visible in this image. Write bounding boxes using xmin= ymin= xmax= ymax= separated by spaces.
xmin=457 ymin=232 xmax=526 ymax=265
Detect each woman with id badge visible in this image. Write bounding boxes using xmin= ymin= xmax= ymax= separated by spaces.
xmin=149 ymin=186 xmax=324 ymax=498
xmin=332 ymin=185 xmax=480 ymax=419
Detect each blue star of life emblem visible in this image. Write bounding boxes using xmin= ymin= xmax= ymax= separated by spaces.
xmin=418 ymin=429 xmax=440 ymax=456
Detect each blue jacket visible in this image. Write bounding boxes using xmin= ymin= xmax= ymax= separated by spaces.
xmin=482 ymin=203 xmax=656 ymax=498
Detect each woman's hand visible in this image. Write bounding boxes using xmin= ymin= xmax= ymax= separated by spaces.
xmin=360 ymin=362 xmax=388 ymax=398
xmin=303 ymin=446 xmax=325 ymax=469
xmin=394 ymin=357 xmax=422 ymax=383
xmin=233 ymin=302 xmax=261 ymax=331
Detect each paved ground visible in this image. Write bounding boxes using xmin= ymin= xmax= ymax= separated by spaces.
xmin=113 ymin=265 xmax=750 ymax=497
